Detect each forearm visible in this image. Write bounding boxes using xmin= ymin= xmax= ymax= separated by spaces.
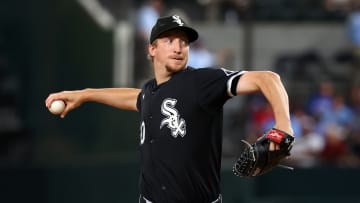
xmin=256 ymin=72 xmax=292 ymax=135
xmin=82 ymin=88 xmax=141 ymax=111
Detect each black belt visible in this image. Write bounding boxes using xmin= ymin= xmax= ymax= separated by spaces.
xmin=139 ymin=194 xmax=222 ymax=203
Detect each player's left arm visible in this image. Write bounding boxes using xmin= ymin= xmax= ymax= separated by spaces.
xmin=236 ymin=71 xmax=294 ymax=148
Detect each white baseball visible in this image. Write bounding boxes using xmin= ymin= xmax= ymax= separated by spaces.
xmin=49 ymin=100 xmax=66 ymax=115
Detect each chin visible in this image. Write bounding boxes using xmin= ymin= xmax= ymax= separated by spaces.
xmin=166 ymin=63 xmax=186 ymax=73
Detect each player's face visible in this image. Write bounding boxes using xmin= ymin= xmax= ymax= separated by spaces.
xmin=149 ymin=30 xmax=189 ymax=73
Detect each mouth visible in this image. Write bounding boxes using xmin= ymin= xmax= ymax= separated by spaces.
xmin=171 ymin=56 xmax=184 ymax=61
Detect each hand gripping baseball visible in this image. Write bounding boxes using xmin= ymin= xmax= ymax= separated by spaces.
xmin=233 ymin=128 xmax=295 ymax=177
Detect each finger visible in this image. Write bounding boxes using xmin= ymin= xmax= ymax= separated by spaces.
xmin=275 ymin=143 xmax=280 ymax=150
xmin=60 ymin=104 xmax=72 ymax=118
xmin=60 ymin=110 xmax=67 ymax=118
xmin=45 ymin=93 xmax=61 ymax=108
xmin=45 ymin=95 xmax=53 ymax=108
xmin=269 ymin=142 xmax=275 ymax=151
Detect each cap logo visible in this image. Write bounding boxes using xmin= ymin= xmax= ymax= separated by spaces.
xmin=172 ymin=15 xmax=184 ymax=26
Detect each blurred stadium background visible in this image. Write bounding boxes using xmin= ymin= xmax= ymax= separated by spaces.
xmin=1 ymin=0 xmax=360 ymax=202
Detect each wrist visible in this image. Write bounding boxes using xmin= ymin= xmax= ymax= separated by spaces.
xmin=80 ymin=88 xmax=93 ymax=103
xmin=274 ymin=124 xmax=293 ymax=136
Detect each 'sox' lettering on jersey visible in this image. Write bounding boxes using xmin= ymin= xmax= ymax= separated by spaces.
xmin=160 ymin=98 xmax=186 ymax=138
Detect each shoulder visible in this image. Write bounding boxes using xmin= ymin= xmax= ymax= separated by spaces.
xmin=140 ymin=79 xmax=156 ymax=89
xmin=137 ymin=79 xmax=156 ymax=96
xmin=188 ymin=66 xmax=245 ymax=78
xmin=185 ymin=66 xmax=223 ymax=74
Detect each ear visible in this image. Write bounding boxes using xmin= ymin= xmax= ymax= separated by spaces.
xmin=148 ymin=43 xmax=156 ymax=57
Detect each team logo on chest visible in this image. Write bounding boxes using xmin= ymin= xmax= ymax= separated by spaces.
xmin=160 ymin=98 xmax=186 ymax=138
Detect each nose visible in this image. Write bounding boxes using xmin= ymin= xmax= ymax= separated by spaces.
xmin=173 ymin=39 xmax=182 ymax=53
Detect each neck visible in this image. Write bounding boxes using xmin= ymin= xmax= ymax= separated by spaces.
xmin=153 ymin=64 xmax=187 ymax=85
xmin=155 ymin=72 xmax=171 ymax=85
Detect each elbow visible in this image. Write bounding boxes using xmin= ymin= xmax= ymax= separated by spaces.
xmin=264 ymin=71 xmax=281 ymax=81
xmin=256 ymin=71 xmax=286 ymax=91
xmin=236 ymin=71 xmax=283 ymax=95
xmin=258 ymin=71 xmax=282 ymax=84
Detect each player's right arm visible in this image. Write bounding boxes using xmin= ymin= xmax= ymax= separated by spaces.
xmin=45 ymin=88 xmax=141 ymax=118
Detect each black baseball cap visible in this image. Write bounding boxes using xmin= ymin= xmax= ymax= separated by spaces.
xmin=149 ymin=15 xmax=199 ymax=44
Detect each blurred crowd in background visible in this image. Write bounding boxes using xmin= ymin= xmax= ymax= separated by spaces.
xmin=2 ymin=0 xmax=360 ymax=169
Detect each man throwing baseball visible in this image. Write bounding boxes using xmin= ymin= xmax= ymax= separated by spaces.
xmin=45 ymin=15 xmax=294 ymax=203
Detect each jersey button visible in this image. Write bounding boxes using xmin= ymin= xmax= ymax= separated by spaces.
xmin=150 ymin=139 xmax=154 ymax=144
xmin=161 ymin=185 xmax=166 ymax=190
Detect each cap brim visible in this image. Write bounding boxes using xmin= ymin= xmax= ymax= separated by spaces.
xmin=151 ymin=26 xmax=199 ymax=44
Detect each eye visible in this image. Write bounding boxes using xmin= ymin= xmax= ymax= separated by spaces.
xmin=181 ymin=39 xmax=189 ymax=46
xmin=162 ymin=38 xmax=171 ymax=44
